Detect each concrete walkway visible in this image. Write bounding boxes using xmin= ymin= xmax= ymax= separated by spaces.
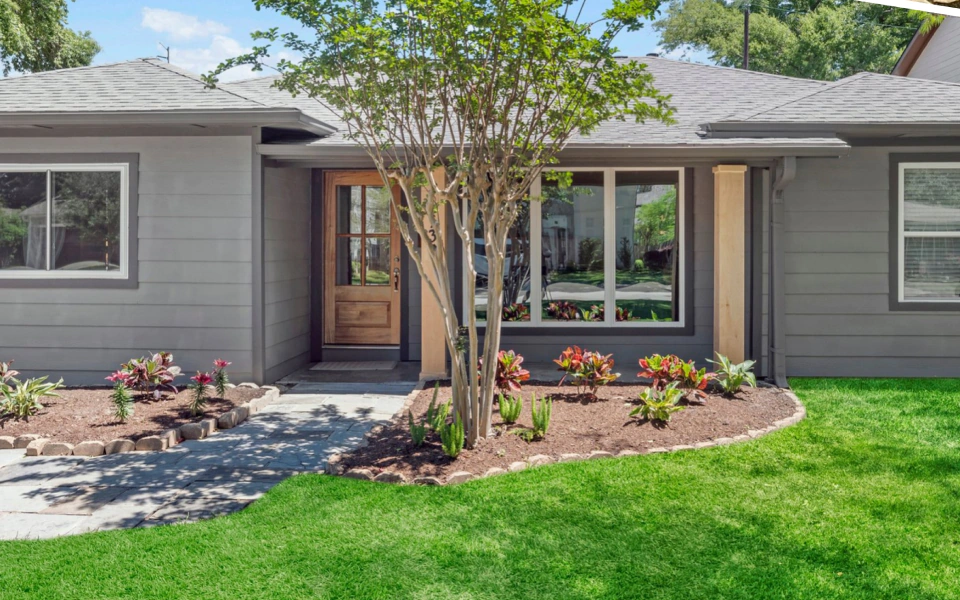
xmin=0 ymin=382 xmax=414 ymax=540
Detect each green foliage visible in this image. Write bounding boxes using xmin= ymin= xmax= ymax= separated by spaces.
xmin=0 ymin=0 xmax=100 ymax=75
xmin=408 ymin=411 xmax=428 ymax=447
xmin=498 ymin=393 xmax=523 ymax=424
xmin=577 ymin=237 xmax=603 ymax=271
xmin=110 ymin=381 xmax=134 ymax=423
xmin=440 ymin=415 xmax=465 ymax=459
xmin=631 ymin=382 xmax=685 ymax=423
xmin=531 ymin=394 xmax=553 ymax=439
xmin=189 ymin=372 xmax=212 ymax=417
xmin=708 ymin=353 xmax=757 ymax=397
xmin=425 ymin=382 xmax=451 ymax=432
xmin=0 ymin=376 xmax=63 ymax=420
xmin=0 ymin=211 xmax=27 ymax=269
xmin=638 ymin=353 xmax=714 ymax=401
xmin=634 ymin=188 xmax=676 ymax=257
xmin=655 ymin=0 xmax=924 ymax=81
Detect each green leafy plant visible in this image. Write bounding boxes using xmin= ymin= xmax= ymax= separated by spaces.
xmin=0 ymin=376 xmax=63 ymax=420
xmin=631 ymin=383 xmax=684 ymax=424
xmin=494 ymin=350 xmax=530 ymax=394
xmin=502 ymin=303 xmax=530 ymax=322
xmin=708 ymin=353 xmax=757 ymax=397
xmin=577 ymin=237 xmax=602 ymax=271
xmin=213 ymin=359 xmax=231 ymax=397
xmin=555 ymin=346 xmax=620 ymax=396
xmin=106 ymin=370 xmax=134 ymax=422
xmin=531 ymin=393 xmax=553 ymax=439
xmin=638 ymin=354 xmax=714 ymax=402
xmin=424 ymin=382 xmax=451 ymax=432
xmin=440 ymin=415 xmax=465 ymax=459
xmin=408 ymin=410 xmax=428 ymax=447
xmin=189 ymin=372 xmax=212 ymax=416
xmin=498 ymin=393 xmax=523 ymax=424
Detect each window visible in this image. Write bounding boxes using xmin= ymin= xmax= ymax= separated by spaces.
xmin=897 ymin=162 xmax=960 ymax=305
xmin=0 ymin=164 xmax=129 ymax=280
xmin=469 ymin=167 xmax=686 ymax=327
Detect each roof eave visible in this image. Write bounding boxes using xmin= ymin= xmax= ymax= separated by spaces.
xmin=892 ymin=22 xmax=939 ymax=77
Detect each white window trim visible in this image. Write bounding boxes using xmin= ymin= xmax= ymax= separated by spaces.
xmin=466 ymin=166 xmax=686 ymax=329
xmin=0 ymin=163 xmax=130 ymax=280
xmin=897 ymin=162 xmax=960 ymax=304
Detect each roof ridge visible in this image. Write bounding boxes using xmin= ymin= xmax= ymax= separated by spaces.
xmin=729 ymin=72 xmax=870 ymax=122
xmin=635 ymin=55 xmax=832 ymax=86
xmin=142 ymin=59 xmax=269 ymax=108
xmin=861 ymin=70 xmax=960 ymax=90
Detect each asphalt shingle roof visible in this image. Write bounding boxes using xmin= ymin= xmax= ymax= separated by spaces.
xmin=0 ymin=58 xmax=266 ymax=113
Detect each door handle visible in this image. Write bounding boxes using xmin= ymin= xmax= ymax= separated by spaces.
xmin=393 ymin=268 xmax=400 ymax=291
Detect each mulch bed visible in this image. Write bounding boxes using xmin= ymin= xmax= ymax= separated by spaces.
xmin=340 ymin=381 xmax=797 ymax=480
xmin=0 ymin=387 xmax=267 ymax=444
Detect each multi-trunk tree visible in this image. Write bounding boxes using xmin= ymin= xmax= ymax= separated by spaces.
xmin=210 ymin=0 xmax=673 ymax=446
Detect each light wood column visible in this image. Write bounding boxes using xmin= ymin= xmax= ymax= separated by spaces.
xmin=713 ymin=165 xmax=748 ymax=363
xmin=420 ymin=171 xmax=448 ymax=379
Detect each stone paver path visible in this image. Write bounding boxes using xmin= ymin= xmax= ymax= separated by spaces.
xmin=0 ymin=382 xmax=413 ymax=540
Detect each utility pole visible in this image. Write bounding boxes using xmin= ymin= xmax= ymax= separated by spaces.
xmin=743 ymin=4 xmax=751 ymax=70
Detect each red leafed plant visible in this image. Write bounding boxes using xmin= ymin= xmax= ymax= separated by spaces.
xmin=638 ymin=354 xmax=715 ymax=402
xmin=485 ymin=350 xmax=530 ymax=394
xmin=501 ymin=303 xmax=530 ymax=322
xmin=120 ymin=351 xmax=182 ymax=398
xmin=546 ymin=301 xmax=580 ymax=321
xmin=555 ymin=346 xmax=620 ymax=397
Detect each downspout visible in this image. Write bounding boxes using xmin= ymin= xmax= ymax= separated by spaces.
xmin=768 ymin=156 xmax=795 ymax=388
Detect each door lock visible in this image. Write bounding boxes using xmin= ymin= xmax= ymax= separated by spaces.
xmin=393 ymin=267 xmax=400 ymax=291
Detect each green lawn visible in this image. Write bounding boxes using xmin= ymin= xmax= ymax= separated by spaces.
xmin=548 ymin=267 xmax=671 ymax=287
xmin=3 ymin=378 xmax=960 ymax=599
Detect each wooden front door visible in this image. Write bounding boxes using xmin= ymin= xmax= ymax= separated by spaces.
xmin=323 ymin=171 xmax=402 ymax=345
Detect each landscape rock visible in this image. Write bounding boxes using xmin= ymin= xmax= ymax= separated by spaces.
xmin=217 ymin=410 xmax=239 ymax=430
xmin=413 ymin=476 xmax=443 ymax=486
xmin=179 ymin=423 xmax=206 ymax=440
xmin=72 ymin=441 xmax=106 ymax=457
xmin=374 ymin=471 xmax=407 ymax=484
xmin=670 ymin=444 xmax=695 ymax=451
xmin=41 ymin=442 xmax=74 ymax=456
xmin=343 ymin=468 xmax=375 ymax=481
xmin=237 ymin=382 xmax=259 ymax=389
xmin=104 ymin=439 xmax=136 ymax=454
xmin=588 ymin=450 xmax=615 ymax=460
xmin=647 ymin=447 xmax=669 ymax=454
xmin=14 ymin=434 xmax=40 ymax=449
xmin=161 ymin=429 xmax=181 ymax=447
xmin=558 ymin=453 xmax=583 ymax=463
xmin=713 ymin=437 xmax=735 ymax=446
xmin=233 ymin=405 xmax=249 ymax=423
xmin=484 ymin=467 xmax=507 ymax=478
xmin=527 ymin=454 xmax=554 ymax=467
xmin=200 ymin=419 xmax=217 ymax=436
xmin=135 ymin=436 xmax=166 ymax=452
xmin=25 ymin=438 xmax=50 ymax=456
xmin=0 ymin=436 xmax=14 ymax=450
xmin=446 ymin=471 xmax=476 ymax=485
xmin=617 ymin=449 xmax=640 ymax=457
xmin=507 ymin=461 xmax=527 ymax=472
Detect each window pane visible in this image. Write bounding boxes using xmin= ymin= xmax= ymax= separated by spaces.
xmin=904 ymin=237 xmax=960 ymax=300
xmin=474 ymin=205 xmax=531 ymax=322
xmin=614 ymin=171 xmax=679 ymax=322
xmin=51 ymin=171 xmax=122 ymax=272
xmin=542 ymin=172 xmax=604 ymax=321
xmin=365 ymin=237 xmax=391 ymax=286
xmin=0 ymin=172 xmax=47 ymax=271
xmin=365 ymin=186 xmax=391 ymax=234
xmin=904 ymin=168 xmax=960 ymax=232
xmin=335 ymin=237 xmax=362 ymax=285
xmin=336 ymin=186 xmax=362 ymax=234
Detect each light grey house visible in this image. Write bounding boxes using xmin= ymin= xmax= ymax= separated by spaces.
xmin=1 ymin=56 xmax=959 ymax=386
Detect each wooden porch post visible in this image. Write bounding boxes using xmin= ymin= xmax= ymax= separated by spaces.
xmin=713 ymin=165 xmax=748 ymax=363
xmin=420 ymin=170 xmax=448 ymax=379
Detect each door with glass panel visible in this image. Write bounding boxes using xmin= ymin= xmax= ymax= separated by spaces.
xmin=323 ymin=171 xmax=401 ymax=345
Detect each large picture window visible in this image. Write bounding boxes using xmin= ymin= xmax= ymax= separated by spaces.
xmin=470 ymin=167 xmax=685 ymax=328
xmin=0 ymin=164 xmax=128 ymax=280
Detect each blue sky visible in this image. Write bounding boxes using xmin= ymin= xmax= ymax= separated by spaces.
xmin=66 ymin=0 xmax=707 ymax=81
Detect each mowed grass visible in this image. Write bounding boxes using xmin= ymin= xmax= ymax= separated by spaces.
xmin=2 ymin=378 xmax=960 ymax=599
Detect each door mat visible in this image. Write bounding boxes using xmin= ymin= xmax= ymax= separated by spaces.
xmin=310 ymin=361 xmax=398 ymax=371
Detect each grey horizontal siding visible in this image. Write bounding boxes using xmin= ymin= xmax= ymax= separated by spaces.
xmin=783 ymin=146 xmax=960 ymax=377
xmin=0 ymin=136 xmax=255 ymax=384
xmin=263 ymin=167 xmax=312 ymax=382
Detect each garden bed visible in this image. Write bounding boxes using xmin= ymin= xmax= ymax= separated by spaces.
xmin=337 ymin=381 xmax=800 ymax=482
xmin=0 ymin=386 xmax=267 ymax=445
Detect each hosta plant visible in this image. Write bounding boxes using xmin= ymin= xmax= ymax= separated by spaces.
xmin=106 ymin=370 xmax=135 ymax=422
xmin=531 ymin=393 xmax=553 ymax=439
xmin=424 ymin=382 xmax=451 ymax=432
xmin=0 ymin=376 xmax=63 ymax=420
xmin=498 ymin=393 xmax=523 ymax=424
xmin=546 ymin=301 xmax=580 ymax=321
xmin=213 ymin=359 xmax=231 ymax=397
xmin=121 ymin=352 xmax=182 ymax=398
xmin=502 ymin=303 xmax=530 ymax=322
xmin=708 ymin=353 xmax=757 ymax=397
xmin=638 ymin=354 xmax=714 ymax=402
xmin=631 ymin=383 xmax=684 ymax=423
xmin=189 ymin=372 xmax=212 ymax=416
xmin=440 ymin=415 xmax=465 ymax=459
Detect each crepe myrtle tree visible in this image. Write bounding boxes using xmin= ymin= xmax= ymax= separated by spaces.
xmin=208 ymin=0 xmax=673 ymax=446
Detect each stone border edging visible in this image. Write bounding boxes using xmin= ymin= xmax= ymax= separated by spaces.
xmin=0 ymin=384 xmax=281 ymax=457
xmin=336 ymin=387 xmax=806 ymax=486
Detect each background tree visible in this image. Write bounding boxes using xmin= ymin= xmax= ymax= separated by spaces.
xmin=0 ymin=0 xmax=100 ymax=76
xmin=211 ymin=0 xmax=672 ymax=446
xmin=655 ymin=0 xmax=926 ymax=80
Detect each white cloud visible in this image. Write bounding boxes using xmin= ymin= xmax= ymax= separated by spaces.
xmin=141 ymin=8 xmax=230 ymax=42
xmin=170 ymin=34 xmax=254 ymax=81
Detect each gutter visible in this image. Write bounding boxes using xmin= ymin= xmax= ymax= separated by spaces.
xmin=768 ymin=156 xmax=795 ymax=388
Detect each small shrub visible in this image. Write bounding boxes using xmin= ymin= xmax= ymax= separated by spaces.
xmin=121 ymin=352 xmax=182 ymax=398
xmin=189 ymin=372 xmax=212 ymax=416
xmin=440 ymin=415 xmax=465 ymax=458
xmin=106 ymin=370 xmax=135 ymax=422
xmin=511 ymin=427 xmax=536 ymax=443
xmin=582 ymin=305 xmax=631 ymax=322
xmin=531 ymin=393 xmax=552 ymax=439
xmin=0 ymin=360 xmax=18 ymax=389
xmin=708 ymin=353 xmax=757 ymax=396
xmin=546 ymin=301 xmax=580 ymax=321
xmin=638 ymin=354 xmax=714 ymax=402
xmin=555 ymin=346 xmax=620 ymax=396
xmin=0 ymin=376 xmax=63 ymax=420
xmin=498 ymin=393 xmax=523 ymax=424
xmin=577 ymin=237 xmax=602 ymax=271
xmin=425 ymin=382 xmax=451 ymax=431
xmin=494 ymin=350 xmax=530 ymax=393
xmin=213 ymin=359 xmax=231 ymax=397
xmin=502 ymin=303 xmax=530 ymax=322
xmin=631 ymin=383 xmax=684 ymax=423
xmin=408 ymin=410 xmax=428 ymax=447
xmin=633 ymin=258 xmax=645 ymax=271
